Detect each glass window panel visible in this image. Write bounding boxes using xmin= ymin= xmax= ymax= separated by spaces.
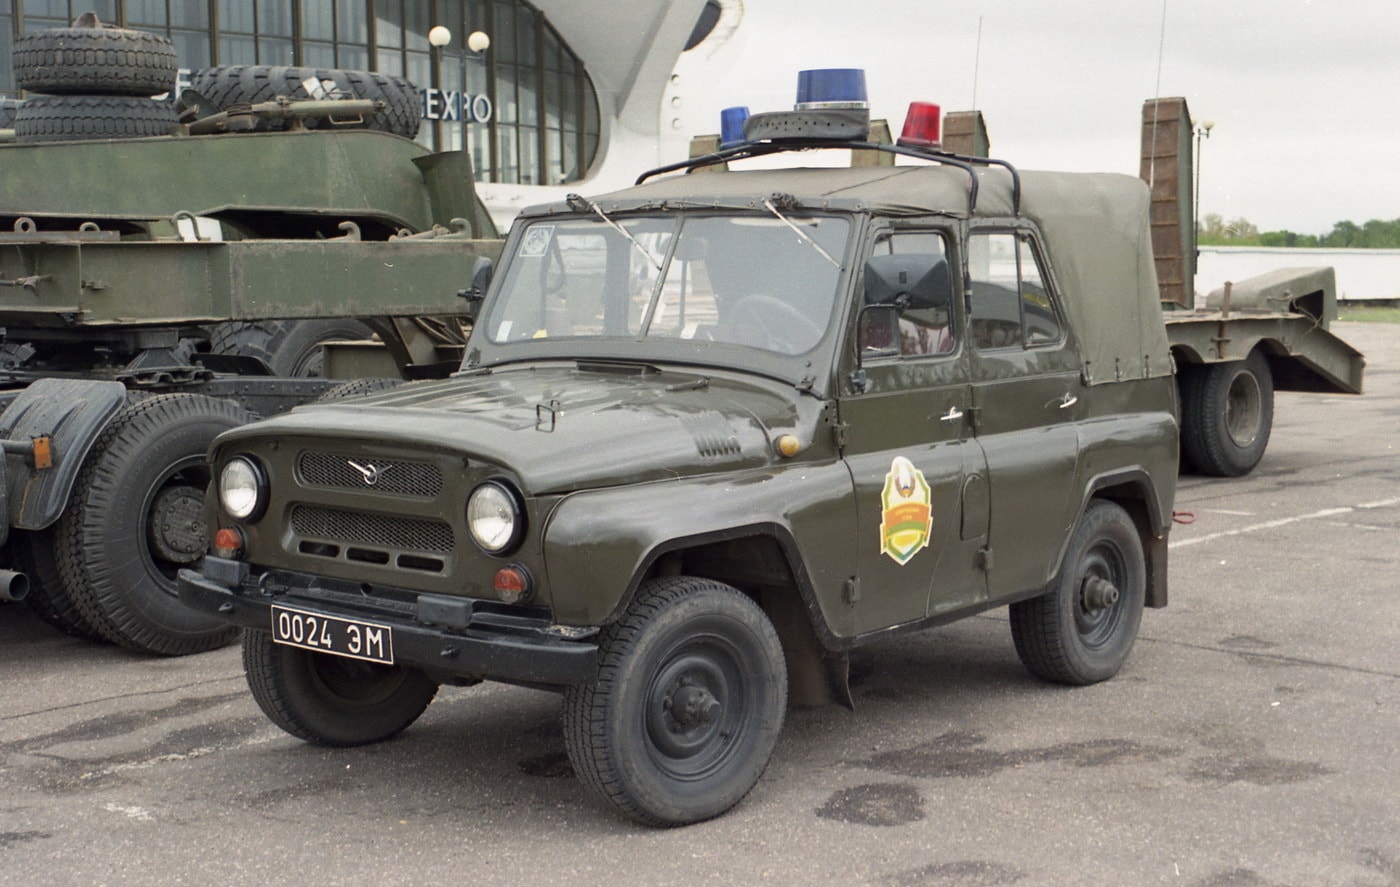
xmin=404 ymin=1 xmax=429 ymax=50
xmin=170 ymin=30 xmax=211 ymax=70
xmin=337 ymin=44 xmax=367 ymax=71
xmin=443 ymin=52 xmax=464 ymax=92
xmin=467 ymin=0 xmax=489 ymax=33
xmin=465 ymin=55 xmax=487 ymax=94
xmin=171 ymin=0 xmax=209 ymax=29
xmin=470 ymin=130 xmax=491 ymax=182
xmin=515 ymin=4 xmax=535 ymax=65
xmin=258 ymin=36 xmax=294 ymax=65
xmin=404 ymin=50 xmax=430 ymax=89
xmin=302 ymin=41 xmax=336 ymax=68
xmin=493 ymin=0 xmax=515 ymax=63
xmin=518 ymin=124 xmax=538 ymax=185
xmin=218 ymin=35 xmax=257 ymax=65
xmin=337 ymin=0 xmax=368 ymax=43
xmin=93 ymin=0 xmax=118 ymax=20
xmin=126 ymin=0 xmax=168 ymax=27
xmin=442 ymin=0 xmax=464 ymax=34
xmin=547 ymin=128 xmax=565 ymax=184
xmin=218 ymin=0 xmax=253 ymax=33
xmin=0 ymin=21 xmax=13 ymax=94
xmin=23 ymin=0 xmax=69 ymax=18
xmin=496 ymin=126 xmax=518 ymax=184
xmin=861 ymin=233 xmax=955 ymax=357
xmin=968 ymin=232 xmax=1023 ymax=350
xmin=257 ymin=0 xmax=293 ymax=35
xmin=377 ymin=48 xmax=403 ymax=76
xmin=582 ymin=128 xmax=599 ymax=174
xmin=1018 ymin=236 xmax=1062 ymax=344
xmin=376 ymin=0 xmax=403 ymax=49
xmin=543 ymin=69 xmax=560 ymax=129
xmin=302 ymin=0 xmax=335 ymax=40
xmin=518 ymin=64 xmax=537 ymax=126
xmin=495 ymin=65 xmax=517 ymax=124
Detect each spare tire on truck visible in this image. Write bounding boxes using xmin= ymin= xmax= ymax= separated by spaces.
xmin=13 ymin=24 xmax=178 ymax=96
xmin=189 ymin=65 xmax=421 ymax=138
xmin=13 ymin=94 xmax=179 ymax=142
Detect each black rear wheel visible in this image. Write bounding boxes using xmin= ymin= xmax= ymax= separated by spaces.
xmin=1179 ymin=349 xmax=1274 ymax=477
xmin=208 ymin=319 xmax=375 ymax=378
xmin=56 ymin=394 xmax=253 ymax=655
xmin=1010 ymin=499 xmax=1146 ymax=685
xmin=12 ymin=529 xmax=104 ymax=642
xmin=243 ymin=630 xmax=439 ymax=746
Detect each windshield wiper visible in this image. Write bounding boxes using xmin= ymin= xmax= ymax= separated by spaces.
xmin=762 ymin=193 xmax=841 ymax=270
xmin=566 ymin=193 xmax=663 ymax=272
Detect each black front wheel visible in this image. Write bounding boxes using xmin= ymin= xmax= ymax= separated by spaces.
xmin=1009 ymin=499 xmax=1146 ymax=685
xmin=563 ymin=577 xmax=787 ymax=826
xmin=243 ymin=631 xmax=439 ymax=747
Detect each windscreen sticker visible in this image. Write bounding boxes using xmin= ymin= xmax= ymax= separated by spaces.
xmin=880 ymin=456 xmax=933 ymax=565
xmin=519 ymin=225 xmax=554 ymax=257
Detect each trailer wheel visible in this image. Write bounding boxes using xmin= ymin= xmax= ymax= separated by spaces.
xmin=209 ymin=319 xmax=375 ymax=378
xmin=1179 ymin=350 xmax=1274 ymax=477
xmin=13 ymin=26 xmax=178 ymax=96
xmin=13 ymin=94 xmax=178 ymax=142
xmin=56 ymin=394 xmax=253 ymax=655
xmin=562 ymin=577 xmax=787 ymax=826
xmin=12 ymin=529 xmax=104 ymax=642
xmin=243 ymin=630 xmax=438 ymax=746
xmin=189 ymin=65 xmax=421 ymax=138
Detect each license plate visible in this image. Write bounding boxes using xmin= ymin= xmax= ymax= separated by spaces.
xmin=271 ymin=605 xmax=395 ymax=665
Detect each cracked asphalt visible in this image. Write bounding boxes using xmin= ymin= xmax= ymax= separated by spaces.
xmin=1 ymin=322 xmax=1396 ymax=886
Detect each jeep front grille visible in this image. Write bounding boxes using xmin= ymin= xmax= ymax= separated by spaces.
xmin=290 ymin=504 xmax=454 ymax=554
xmin=297 ymin=451 xmax=444 ymax=498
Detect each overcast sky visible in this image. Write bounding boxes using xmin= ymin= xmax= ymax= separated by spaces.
xmin=678 ymin=0 xmax=1398 ymax=235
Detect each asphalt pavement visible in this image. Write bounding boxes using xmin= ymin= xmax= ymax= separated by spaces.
xmin=1 ymin=321 xmax=1395 ymax=887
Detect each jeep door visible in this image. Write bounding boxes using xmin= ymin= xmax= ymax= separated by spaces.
xmin=838 ymin=228 xmax=990 ymax=635
xmin=965 ymin=226 xmax=1085 ymax=599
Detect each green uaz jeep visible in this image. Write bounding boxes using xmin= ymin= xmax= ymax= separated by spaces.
xmin=179 ymin=89 xmax=1178 ymax=827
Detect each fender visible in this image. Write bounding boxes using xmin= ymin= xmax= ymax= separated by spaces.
xmin=0 ymin=379 xmax=128 ymax=534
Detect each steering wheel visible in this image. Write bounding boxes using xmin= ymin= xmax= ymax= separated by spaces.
xmin=728 ymin=295 xmax=824 ymax=354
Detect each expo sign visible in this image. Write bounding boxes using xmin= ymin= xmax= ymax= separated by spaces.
xmin=420 ymin=88 xmax=493 ymax=124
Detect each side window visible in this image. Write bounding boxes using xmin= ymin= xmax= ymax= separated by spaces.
xmin=860 ymin=230 xmax=956 ymax=358
xmin=967 ymin=231 xmax=1063 ymax=350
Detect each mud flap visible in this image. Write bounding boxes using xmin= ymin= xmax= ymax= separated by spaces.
xmin=765 ymin=589 xmax=855 ymax=710
xmin=0 ymin=379 xmax=128 ymax=531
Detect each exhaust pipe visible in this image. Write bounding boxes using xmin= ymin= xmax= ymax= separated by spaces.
xmin=0 ymin=569 xmax=29 ymax=603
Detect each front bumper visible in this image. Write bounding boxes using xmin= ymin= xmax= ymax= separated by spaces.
xmin=177 ymin=558 xmax=598 ymax=687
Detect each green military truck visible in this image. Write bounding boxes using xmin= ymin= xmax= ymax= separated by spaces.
xmin=0 ymin=21 xmax=500 ymax=655
xmin=178 ymin=74 xmax=1181 ymax=825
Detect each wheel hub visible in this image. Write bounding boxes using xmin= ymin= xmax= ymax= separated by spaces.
xmin=668 ymin=681 xmax=722 ymax=728
xmin=148 ymin=484 xmax=207 ymax=564
xmin=1081 ymin=575 xmax=1120 ymax=611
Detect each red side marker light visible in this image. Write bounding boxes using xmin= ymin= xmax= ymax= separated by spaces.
xmin=213 ymin=527 xmax=245 ymax=559
xmin=493 ymin=565 xmax=532 ymax=604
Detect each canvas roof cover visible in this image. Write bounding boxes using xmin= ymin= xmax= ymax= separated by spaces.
xmin=525 ymin=163 xmax=1171 ymax=386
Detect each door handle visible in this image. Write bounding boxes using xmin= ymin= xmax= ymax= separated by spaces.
xmin=939 ymin=406 xmax=964 ymax=422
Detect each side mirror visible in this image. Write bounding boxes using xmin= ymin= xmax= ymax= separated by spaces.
xmin=457 ymin=256 xmax=494 ymax=319
xmin=864 ymin=253 xmax=951 ymax=311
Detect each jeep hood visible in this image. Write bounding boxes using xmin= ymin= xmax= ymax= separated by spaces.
xmin=223 ymin=364 xmax=817 ymax=495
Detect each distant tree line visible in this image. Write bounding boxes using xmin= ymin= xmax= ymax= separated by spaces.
xmin=1197 ymin=214 xmax=1400 ymax=248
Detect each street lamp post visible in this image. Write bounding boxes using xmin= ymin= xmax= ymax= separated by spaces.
xmin=1193 ymin=118 xmax=1215 ymax=262
xmin=427 ymin=25 xmax=451 ymax=152
xmin=426 ymin=26 xmax=491 ymax=154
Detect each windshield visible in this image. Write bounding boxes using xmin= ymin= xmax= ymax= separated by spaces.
xmin=486 ymin=214 xmax=851 ymax=356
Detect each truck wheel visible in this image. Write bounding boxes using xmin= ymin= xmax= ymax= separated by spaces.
xmin=56 ymin=394 xmax=253 ymax=655
xmin=12 ymin=529 xmax=104 ymax=642
xmin=189 ymin=65 xmax=421 ymax=138
xmin=13 ymin=94 xmax=178 ymax=142
xmin=242 ymin=630 xmax=438 ymax=746
xmin=1178 ymin=350 xmax=1274 ymax=477
xmin=562 ymin=577 xmax=787 ymax=826
xmin=208 ymin=319 xmax=375 ymax=378
xmin=1009 ymin=499 xmax=1145 ymax=685
xmin=13 ymin=26 xmax=178 ymax=96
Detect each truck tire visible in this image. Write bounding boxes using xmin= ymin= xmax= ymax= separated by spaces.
xmin=1009 ymin=499 xmax=1145 ymax=685
xmin=13 ymin=26 xmax=178 ymax=96
xmin=242 ymin=630 xmax=439 ymax=746
xmin=13 ymin=94 xmax=178 ymax=142
xmin=12 ymin=529 xmax=104 ymax=642
xmin=562 ymin=576 xmax=787 ymax=826
xmin=315 ymin=377 xmax=405 ymax=401
xmin=56 ymin=394 xmax=254 ymax=655
xmin=208 ymin=319 xmax=376 ymax=378
xmin=189 ymin=65 xmax=421 ymax=138
xmin=1179 ymin=349 xmax=1274 ymax=477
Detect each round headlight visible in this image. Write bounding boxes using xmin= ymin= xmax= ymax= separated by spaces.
xmin=219 ymin=456 xmax=266 ymax=522
xmin=467 ymin=481 xmax=523 ymax=555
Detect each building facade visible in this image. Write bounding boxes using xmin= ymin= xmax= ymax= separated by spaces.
xmin=1 ymin=0 xmax=610 ymax=188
